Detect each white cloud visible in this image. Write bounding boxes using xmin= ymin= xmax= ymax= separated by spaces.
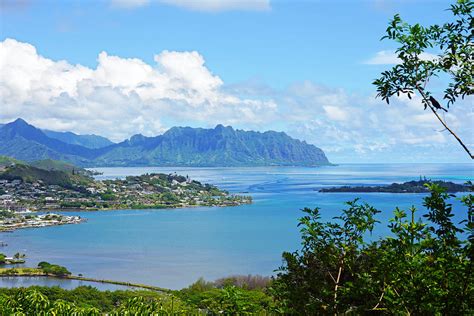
xmin=364 ymin=50 xmax=399 ymax=65
xmin=1 ymin=38 xmax=472 ymax=162
xmin=364 ymin=50 xmax=439 ymax=65
xmin=110 ymin=0 xmax=271 ymax=11
xmin=279 ymin=81 xmax=473 ymax=161
xmin=0 ymin=38 xmax=277 ymax=141
xmin=323 ymin=106 xmax=349 ymax=121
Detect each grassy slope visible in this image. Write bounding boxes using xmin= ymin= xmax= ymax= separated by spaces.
xmin=0 ymin=155 xmax=25 ymax=167
xmin=31 ymin=159 xmax=93 ymax=177
xmin=0 ymin=164 xmax=92 ymax=187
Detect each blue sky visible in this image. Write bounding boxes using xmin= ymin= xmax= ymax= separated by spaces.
xmin=1 ymin=0 xmax=472 ymax=163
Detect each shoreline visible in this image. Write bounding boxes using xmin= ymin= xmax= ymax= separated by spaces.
xmin=1 ymin=199 xmax=252 ymax=232
xmin=1 ymin=170 xmax=253 ymax=221
xmin=0 ymin=271 xmax=171 ymax=293
xmin=0 ymin=214 xmax=85 ymax=233
xmin=0 ymin=221 xmax=83 ymax=232
xmin=50 ymin=200 xmax=252 ymax=212
xmin=23 ymin=198 xmax=252 ymax=213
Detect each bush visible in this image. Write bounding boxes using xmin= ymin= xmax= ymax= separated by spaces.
xmin=178 ymin=277 xmax=275 ymax=314
xmin=37 ymin=262 xmax=71 ymax=277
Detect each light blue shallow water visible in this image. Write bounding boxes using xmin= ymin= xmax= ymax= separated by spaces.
xmin=0 ymin=164 xmax=472 ymax=290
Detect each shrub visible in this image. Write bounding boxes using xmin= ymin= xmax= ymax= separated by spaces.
xmin=37 ymin=262 xmax=71 ymax=277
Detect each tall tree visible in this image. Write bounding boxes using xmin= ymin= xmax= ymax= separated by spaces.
xmin=373 ymin=0 xmax=473 ymax=158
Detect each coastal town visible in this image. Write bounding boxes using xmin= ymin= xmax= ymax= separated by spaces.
xmin=0 ymin=161 xmax=252 ymax=230
xmin=0 ymin=172 xmax=251 ymax=211
xmin=0 ymin=210 xmax=83 ymax=232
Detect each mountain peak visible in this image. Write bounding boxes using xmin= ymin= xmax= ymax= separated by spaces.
xmin=129 ymin=133 xmax=147 ymax=144
xmin=3 ymin=118 xmax=40 ymax=136
xmin=214 ymin=124 xmax=234 ymax=136
xmin=0 ymin=118 xmax=97 ymax=162
xmin=10 ymin=118 xmax=30 ymax=127
xmin=215 ymin=124 xmax=233 ymax=130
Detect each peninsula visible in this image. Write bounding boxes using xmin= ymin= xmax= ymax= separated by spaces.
xmin=0 ymin=158 xmax=252 ymax=215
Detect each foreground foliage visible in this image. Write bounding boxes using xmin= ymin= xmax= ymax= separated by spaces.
xmin=0 ymin=280 xmax=275 ymax=315
xmin=0 ymin=185 xmax=471 ymax=314
xmin=0 ymin=286 xmax=196 ymax=315
xmin=178 ymin=276 xmax=274 ymax=314
xmin=273 ymin=184 xmax=473 ymax=314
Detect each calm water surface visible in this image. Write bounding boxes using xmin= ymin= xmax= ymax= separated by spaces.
xmin=1 ymin=164 xmax=472 ymax=289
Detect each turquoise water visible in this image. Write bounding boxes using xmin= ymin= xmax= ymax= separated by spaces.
xmin=0 ymin=164 xmax=472 ymax=290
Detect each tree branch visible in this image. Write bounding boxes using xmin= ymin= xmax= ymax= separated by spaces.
xmin=416 ymin=88 xmax=474 ymax=159
xmin=392 ymin=287 xmax=411 ymax=316
xmin=333 ymin=260 xmax=343 ymax=315
xmin=371 ymin=289 xmax=385 ymax=310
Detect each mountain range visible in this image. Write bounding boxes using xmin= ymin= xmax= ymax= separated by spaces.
xmin=43 ymin=129 xmax=114 ymax=149
xmin=0 ymin=119 xmax=330 ymax=167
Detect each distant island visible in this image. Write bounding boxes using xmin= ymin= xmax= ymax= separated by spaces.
xmin=319 ymin=179 xmax=472 ymax=193
xmin=0 ymin=118 xmax=330 ymax=167
xmin=0 ymin=157 xmax=252 ymax=217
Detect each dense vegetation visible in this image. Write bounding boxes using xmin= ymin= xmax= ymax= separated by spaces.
xmin=37 ymin=262 xmax=71 ymax=277
xmin=30 ymin=159 xmax=95 ymax=177
xmin=177 ymin=276 xmax=275 ymax=314
xmin=0 ymin=286 xmax=195 ymax=315
xmin=0 ymin=155 xmax=94 ymax=188
xmin=0 ymin=164 xmax=92 ymax=188
xmin=0 ymin=280 xmax=276 ymax=315
xmin=320 ymin=179 xmax=471 ymax=193
xmin=0 ymin=262 xmax=70 ymax=277
xmin=0 ymin=156 xmax=24 ymax=168
xmin=272 ymin=183 xmax=473 ymax=314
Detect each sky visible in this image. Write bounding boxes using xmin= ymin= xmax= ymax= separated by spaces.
xmin=0 ymin=0 xmax=473 ymax=163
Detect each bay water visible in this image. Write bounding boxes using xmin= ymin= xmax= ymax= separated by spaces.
xmin=0 ymin=164 xmax=472 ymax=290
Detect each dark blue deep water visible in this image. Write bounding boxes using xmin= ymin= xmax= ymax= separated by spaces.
xmin=1 ymin=164 xmax=472 ymax=289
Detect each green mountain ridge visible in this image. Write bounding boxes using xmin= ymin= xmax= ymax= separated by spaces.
xmin=0 ymin=119 xmax=330 ymax=167
xmin=0 ymin=156 xmax=24 ymax=168
xmin=0 ymin=164 xmax=92 ymax=188
xmin=42 ymin=130 xmax=114 ymax=149
xmin=0 ymin=156 xmax=94 ymax=187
